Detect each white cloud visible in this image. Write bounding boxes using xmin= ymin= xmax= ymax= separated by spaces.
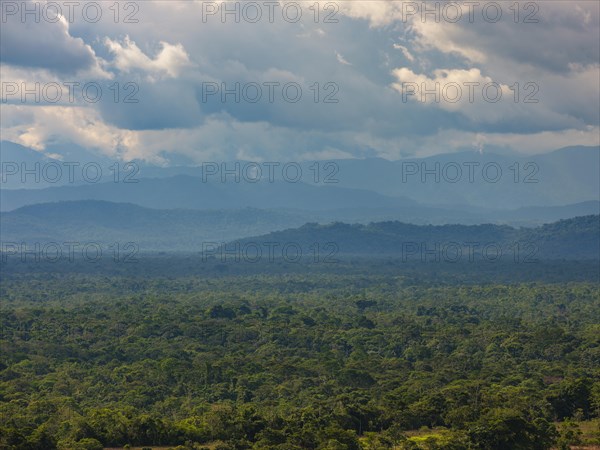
xmin=104 ymin=36 xmax=192 ymax=80
xmin=393 ymin=44 xmax=415 ymax=63
xmin=302 ymin=147 xmax=356 ymax=161
xmin=390 ymin=67 xmax=513 ymax=124
xmin=409 ymin=20 xmax=487 ymax=63
xmin=338 ymin=2 xmax=404 ymax=27
xmin=336 ymin=52 xmax=352 ymax=66
xmin=1 ymin=104 xmax=140 ymax=160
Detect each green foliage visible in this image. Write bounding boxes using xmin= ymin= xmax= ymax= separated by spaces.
xmin=1 ymin=267 xmax=598 ymax=449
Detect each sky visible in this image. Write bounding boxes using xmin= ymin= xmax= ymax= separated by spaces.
xmin=1 ymin=0 xmax=599 ymax=165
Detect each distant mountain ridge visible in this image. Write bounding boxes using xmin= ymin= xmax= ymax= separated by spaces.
xmin=1 ymin=200 xmax=598 ymax=256
xmin=2 ymin=142 xmax=598 ymax=211
xmin=0 ymin=200 xmax=308 ymax=250
xmin=311 ymin=146 xmax=599 ymax=209
xmin=0 ymin=175 xmax=418 ymax=212
xmin=226 ymin=215 xmax=600 ymax=261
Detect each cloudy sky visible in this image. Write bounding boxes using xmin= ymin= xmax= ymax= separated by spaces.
xmin=1 ymin=0 xmax=599 ymax=164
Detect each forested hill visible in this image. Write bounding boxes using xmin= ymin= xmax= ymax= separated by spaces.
xmin=227 ymin=215 xmax=600 ymax=260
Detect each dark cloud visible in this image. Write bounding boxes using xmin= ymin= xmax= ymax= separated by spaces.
xmin=0 ymin=12 xmax=97 ymax=74
xmin=1 ymin=1 xmax=598 ymax=162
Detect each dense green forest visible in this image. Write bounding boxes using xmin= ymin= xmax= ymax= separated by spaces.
xmin=1 ymin=261 xmax=599 ymax=449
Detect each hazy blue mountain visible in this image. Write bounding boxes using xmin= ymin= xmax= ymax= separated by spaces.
xmin=0 ymin=141 xmax=52 ymax=165
xmin=305 ymin=146 xmax=599 ymax=208
xmin=2 ymin=200 xmax=598 ymax=253
xmin=0 ymin=200 xmax=310 ymax=251
xmin=0 ymin=175 xmax=419 ymax=212
xmin=1 ymin=140 xmax=119 ymax=189
xmin=3 ymin=143 xmax=598 ymax=209
xmin=2 ymin=172 xmax=597 ymax=226
xmin=0 ymin=200 xmax=488 ymax=253
xmin=0 ymin=141 xmax=58 ymax=189
xmin=130 ymin=146 xmax=600 ymax=209
xmin=486 ymin=201 xmax=599 ymax=225
xmin=314 ymin=201 xmax=599 ymax=226
xmin=227 ymin=215 xmax=600 ymax=260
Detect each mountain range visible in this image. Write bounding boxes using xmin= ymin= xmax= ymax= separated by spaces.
xmin=1 ymin=143 xmax=598 ymax=249
xmin=2 ymin=142 xmax=598 ymax=213
xmin=227 ymin=215 xmax=600 ymax=261
xmin=1 ymin=200 xmax=599 ymax=255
